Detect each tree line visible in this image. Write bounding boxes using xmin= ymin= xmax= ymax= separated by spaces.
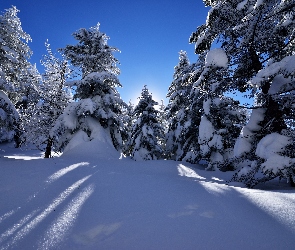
xmin=0 ymin=1 xmax=295 ymax=188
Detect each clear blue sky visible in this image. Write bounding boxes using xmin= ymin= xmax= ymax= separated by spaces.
xmin=0 ymin=0 xmax=208 ymax=105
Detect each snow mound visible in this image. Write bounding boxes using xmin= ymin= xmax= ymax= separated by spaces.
xmin=63 ymin=118 xmax=120 ymax=160
xmin=63 ymin=135 xmax=120 ymax=160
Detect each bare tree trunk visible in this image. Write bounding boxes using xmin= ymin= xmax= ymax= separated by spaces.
xmin=44 ymin=137 xmax=53 ymax=158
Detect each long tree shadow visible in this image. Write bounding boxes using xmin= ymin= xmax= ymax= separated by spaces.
xmin=1 ymin=156 xmax=295 ymax=249
xmin=175 ymin=163 xmax=295 ymax=248
xmin=0 ymin=159 xmax=99 ymax=250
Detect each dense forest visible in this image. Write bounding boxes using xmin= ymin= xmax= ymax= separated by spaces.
xmin=1 ymin=0 xmax=295 ymax=188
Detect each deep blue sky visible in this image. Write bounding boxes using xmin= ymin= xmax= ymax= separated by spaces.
xmin=0 ymin=0 xmax=208 ymax=105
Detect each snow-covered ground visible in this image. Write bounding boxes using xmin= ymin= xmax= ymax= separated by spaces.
xmin=0 ymin=140 xmax=295 ymax=250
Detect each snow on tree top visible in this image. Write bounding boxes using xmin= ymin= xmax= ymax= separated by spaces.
xmin=254 ymin=0 xmax=264 ymax=9
xmin=237 ymin=0 xmax=248 ymax=10
xmin=250 ymin=55 xmax=295 ymax=91
xmin=205 ymin=49 xmax=228 ymax=68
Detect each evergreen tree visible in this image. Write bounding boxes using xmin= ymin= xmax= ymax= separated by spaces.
xmin=0 ymin=6 xmax=32 ymax=102
xmin=177 ymin=55 xmax=206 ymax=164
xmin=0 ymin=90 xmax=18 ymax=143
xmin=23 ymin=41 xmax=72 ymax=157
xmin=195 ymin=49 xmax=246 ymax=170
xmin=51 ymin=24 xmax=126 ymax=152
xmin=190 ymin=0 xmax=295 ymax=186
xmin=61 ymin=23 xmax=119 ymax=77
xmin=130 ymin=86 xmax=164 ymax=161
xmin=16 ymin=64 xmax=41 ymax=147
xmin=121 ymin=100 xmax=134 ymax=156
xmin=0 ymin=6 xmax=36 ymax=146
xmin=165 ymin=51 xmax=194 ymax=160
xmin=158 ymin=99 xmax=168 ymax=156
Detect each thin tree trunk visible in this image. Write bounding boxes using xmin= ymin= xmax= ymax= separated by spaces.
xmin=14 ymin=124 xmax=22 ymax=148
xmin=44 ymin=137 xmax=53 ymax=158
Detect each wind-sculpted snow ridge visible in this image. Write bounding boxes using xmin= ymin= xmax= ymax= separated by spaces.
xmin=0 ymin=143 xmax=295 ymax=249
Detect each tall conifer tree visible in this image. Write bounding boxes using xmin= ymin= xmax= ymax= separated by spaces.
xmin=51 ymin=24 xmax=126 ymax=152
xmin=130 ymin=86 xmax=164 ymax=160
xmin=190 ymin=0 xmax=295 ymax=186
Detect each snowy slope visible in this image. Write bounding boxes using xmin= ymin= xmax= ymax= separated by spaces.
xmin=0 ymin=141 xmax=295 ymax=250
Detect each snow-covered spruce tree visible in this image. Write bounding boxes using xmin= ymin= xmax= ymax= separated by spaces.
xmin=23 ymin=41 xmax=72 ymax=157
xmin=190 ymin=0 xmax=295 ymax=187
xmin=0 ymin=6 xmax=37 ymax=146
xmin=194 ymin=49 xmax=246 ymax=170
xmin=158 ymin=99 xmax=168 ymax=156
xmin=233 ymin=56 xmax=295 ymax=186
xmin=176 ymin=54 xmax=208 ymax=164
xmin=0 ymin=6 xmax=32 ymax=102
xmin=130 ymin=86 xmax=164 ymax=161
xmin=121 ymin=100 xmax=135 ymax=156
xmin=165 ymin=51 xmax=195 ymax=160
xmin=16 ymin=63 xmax=42 ymax=144
xmin=51 ymin=23 xmax=126 ymax=152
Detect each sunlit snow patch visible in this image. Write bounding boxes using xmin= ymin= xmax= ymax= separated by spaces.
xmin=177 ymin=164 xmax=206 ymax=180
xmin=0 ymin=210 xmax=39 ymax=245
xmin=47 ymin=162 xmax=90 ymax=183
xmin=236 ymin=189 xmax=295 ymax=232
xmin=3 ymin=175 xmax=91 ymax=248
xmin=4 ymin=154 xmax=42 ymax=160
xmin=0 ymin=209 xmax=18 ymax=224
xmin=38 ymin=184 xmax=94 ymax=249
xmin=199 ymin=181 xmax=230 ymax=195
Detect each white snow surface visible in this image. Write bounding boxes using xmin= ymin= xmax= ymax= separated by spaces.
xmin=256 ymin=133 xmax=291 ymax=159
xmin=0 ymin=141 xmax=295 ymax=249
xmin=0 ymin=91 xmax=18 ymax=119
xmin=234 ymin=135 xmax=252 ymax=157
xmin=254 ymin=0 xmax=264 ymax=9
xmin=256 ymin=133 xmax=294 ymax=174
xmin=245 ymin=108 xmax=265 ymax=132
xmin=203 ymin=99 xmax=211 ymax=115
xmin=59 ymin=103 xmax=78 ymax=130
xmin=233 ymin=108 xmax=265 ymax=157
xmin=199 ymin=116 xmax=214 ymax=143
xmin=237 ymin=0 xmax=248 ymax=10
xmin=205 ymin=49 xmax=228 ymax=68
xmin=250 ymin=55 xmax=295 ymax=91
